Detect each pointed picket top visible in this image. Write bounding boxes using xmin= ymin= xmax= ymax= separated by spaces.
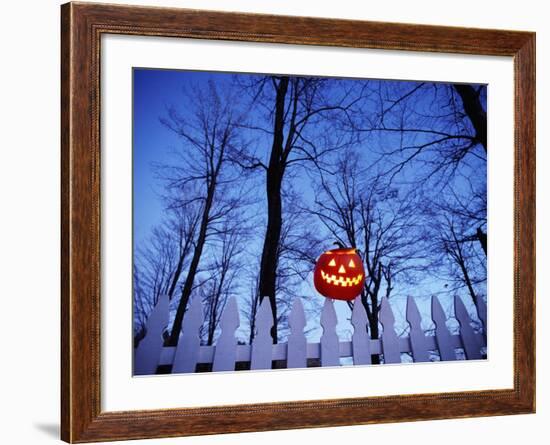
xmin=134 ymin=294 xmax=169 ymax=375
xmin=454 ymin=296 xmax=483 ymax=360
xmin=379 ymin=297 xmax=401 ymax=363
xmin=406 ymin=296 xmax=423 ymax=326
xmin=406 ymin=296 xmax=430 ymax=362
xmin=351 ymin=297 xmax=371 ymax=365
xmin=254 ymin=297 xmax=274 ymax=331
xmin=287 ymin=298 xmax=307 ymax=369
xmin=251 ymin=298 xmax=274 ymax=370
xmin=172 ymin=295 xmax=203 ymax=373
xmin=431 ymin=296 xmax=456 ymax=361
xmin=320 ymin=299 xmax=340 ymax=366
xmin=212 ymin=297 xmax=240 ymax=372
xmin=289 ymin=298 xmax=307 ymax=332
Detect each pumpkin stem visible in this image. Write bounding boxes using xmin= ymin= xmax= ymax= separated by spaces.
xmin=333 ymin=241 xmax=345 ymax=249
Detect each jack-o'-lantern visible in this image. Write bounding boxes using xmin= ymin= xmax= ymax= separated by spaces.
xmin=313 ymin=247 xmax=365 ymax=301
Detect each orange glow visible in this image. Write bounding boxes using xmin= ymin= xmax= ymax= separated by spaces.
xmin=314 ymin=246 xmax=365 ymax=300
xmin=320 ymin=270 xmax=363 ymax=287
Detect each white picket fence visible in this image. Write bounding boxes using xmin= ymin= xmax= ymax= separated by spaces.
xmin=134 ymin=294 xmax=487 ymax=375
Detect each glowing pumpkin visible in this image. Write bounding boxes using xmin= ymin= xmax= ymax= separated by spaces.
xmin=313 ymin=247 xmax=365 ymax=301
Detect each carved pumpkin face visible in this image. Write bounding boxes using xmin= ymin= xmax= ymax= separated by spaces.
xmin=313 ymin=248 xmax=365 ymax=301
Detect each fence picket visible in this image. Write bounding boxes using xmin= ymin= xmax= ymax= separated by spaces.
xmin=172 ymin=296 xmax=203 ymax=373
xmin=432 ymin=296 xmax=456 ymax=361
xmin=134 ymin=294 xmax=169 ymax=375
xmin=406 ymin=296 xmax=430 ymax=362
xmin=455 ymin=296 xmax=483 ymax=360
xmin=251 ymin=298 xmax=274 ymax=370
xmin=379 ymin=297 xmax=401 ymax=363
xmin=287 ymin=298 xmax=307 ymax=369
xmin=212 ymin=298 xmax=239 ymax=372
xmin=351 ymin=297 xmax=371 ymax=365
xmin=320 ymin=299 xmax=340 ymax=366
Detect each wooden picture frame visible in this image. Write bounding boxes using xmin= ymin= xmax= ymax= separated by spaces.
xmin=61 ymin=1 xmax=535 ymax=442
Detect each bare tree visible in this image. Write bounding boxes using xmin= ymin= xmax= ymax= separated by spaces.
xmin=232 ymin=75 xmax=361 ymax=341
xmin=133 ymin=206 xmax=199 ymax=345
xmin=309 ymin=152 xmax=428 ymax=362
xmin=163 ymin=205 xmax=202 ymax=299
xmin=430 ymin=211 xmax=487 ymax=307
xmin=157 ymin=81 xmax=249 ymax=346
xmin=433 ymin=175 xmax=487 ymax=257
xmin=348 ymin=80 xmax=488 ymax=313
xmin=199 ymin=221 xmax=247 ymax=346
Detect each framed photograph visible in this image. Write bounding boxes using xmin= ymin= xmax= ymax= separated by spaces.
xmin=61 ymin=2 xmax=535 ymax=442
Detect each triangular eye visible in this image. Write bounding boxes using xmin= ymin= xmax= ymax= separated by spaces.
xmin=348 ymin=259 xmax=356 ymax=268
xmin=328 ymin=259 xmax=336 ymax=267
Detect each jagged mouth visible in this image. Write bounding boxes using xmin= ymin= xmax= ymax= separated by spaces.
xmin=321 ymin=270 xmax=363 ymax=287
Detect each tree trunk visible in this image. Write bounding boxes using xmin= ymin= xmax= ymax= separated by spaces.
xmin=451 ymin=231 xmax=478 ymax=306
xmin=168 ymin=180 xmax=218 ymax=346
xmin=248 ymin=294 xmax=260 ymax=344
xmin=453 ymin=84 xmax=487 ymax=152
xmin=362 ymin=292 xmax=380 ymax=364
xmin=258 ymin=77 xmax=289 ymax=343
xmin=166 ymin=235 xmax=192 ymax=300
xmin=369 ymin=310 xmax=381 ymax=365
xmin=207 ymin=269 xmax=228 ymax=346
xmin=476 ymin=226 xmax=487 ymax=256
xmin=457 ymin=256 xmax=478 ymax=306
xmin=259 ymin=172 xmax=283 ymax=341
xmin=370 ymin=267 xmax=383 ymax=364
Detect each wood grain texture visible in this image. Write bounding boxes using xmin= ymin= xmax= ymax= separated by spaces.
xmin=60 ymin=2 xmax=535 ymax=442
